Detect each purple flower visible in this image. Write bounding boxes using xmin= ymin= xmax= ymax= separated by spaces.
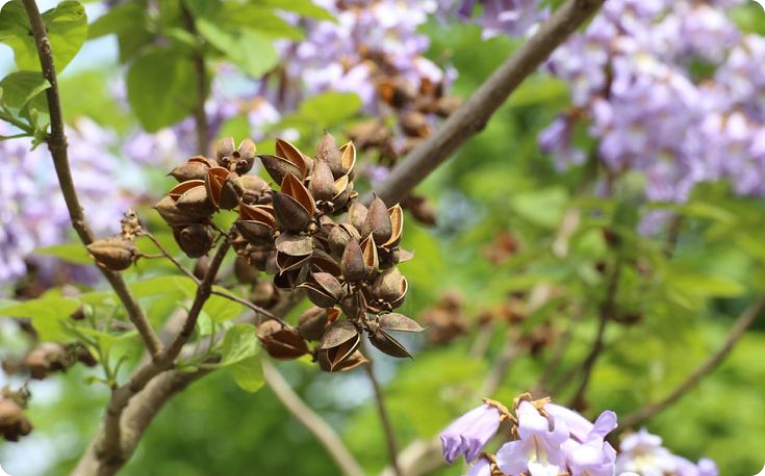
xmin=495 ymin=401 xmax=569 ymax=476
xmin=464 ymin=457 xmax=492 ymax=476
xmin=439 ymin=0 xmax=544 ymax=38
xmin=440 ymin=404 xmax=502 ymax=464
xmin=615 ymin=429 xmax=719 ymax=476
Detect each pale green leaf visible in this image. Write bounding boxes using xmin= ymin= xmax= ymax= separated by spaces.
xmin=226 ymin=356 xmax=264 ymax=393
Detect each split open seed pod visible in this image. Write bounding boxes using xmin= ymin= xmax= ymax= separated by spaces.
xmin=169 ymin=156 xmax=212 ymax=182
xmin=338 ymin=141 xmax=356 ymax=179
xmin=257 ymin=320 xmax=310 ymax=360
xmin=319 ymin=320 xmax=361 ymax=372
xmin=318 ymin=348 xmax=368 ymax=372
xmin=299 ymin=272 xmax=343 ymax=308
xmin=361 ymin=197 xmax=392 ymax=245
xmin=174 ymin=223 xmax=214 ymax=258
xmin=236 ymin=204 xmax=275 ymax=244
xmin=368 ymin=328 xmax=412 ymax=359
xmin=275 ymin=232 xmax=313 ymax=257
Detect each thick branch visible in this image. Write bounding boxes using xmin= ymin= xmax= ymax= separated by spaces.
xmin=263 ymin=360 xmax=366 ymax=476
xmin=180 ymin=3 xmax=209 ymax=155
xmin=21 ymin=0 xmax=161 ymax=357
xmin=618 ymin=295 xmax=765 ymax=432
xmin=372 ymin=0 xmax=607 ymax=206
xmin=71 ymin=368 xmax=210 ymax=476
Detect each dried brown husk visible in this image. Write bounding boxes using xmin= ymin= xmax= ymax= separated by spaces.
xmin=87 ymin=237 xmax=138 ymax=271
xmin=299 ymin=272 xmax=343 ymax=308
xmin=317 ymin=348 xmax=368 ymax=372
xmin=328 ymin=223 xmax=361 ymax=257
xmin=362 ymin=197 xmax=392 ymax=245
xmin=368 ymin=329 xmax=412 ymax=359
xmin=316 ymin=132 xmax=342 ymax=177
xmin=341 ymin=238 xmax=366 ymax=282
xmin=257 ymin=320 xmax=309 ymax=360
xmin=378 ymin=313 xmax=423 ymax=333
xmin=339 ymin=141 xmax=356 ymax=178
xmin=309 ymin=159 xmax=335 ymax=202
xmin=272 ymin=192 xmax=311 ymax=232
xmin=281 ymin=173 xmax=316 ymax=217
xmin=275 ymin=232 xmax=313 ymax=257
xmin=276 ymin=138 xmax=311 ymax=178
xmin=175 ymin=223 xmax=214 ymax=258
xmin=360 ymin=234 xmax=379 ymax=277
xmin=205 ymin=166 xmax=230 ymax=209
xmin=175 ymin=185 xmax=216 ymax=217
xmin=259 ymin=154 xmax=304 ymax=184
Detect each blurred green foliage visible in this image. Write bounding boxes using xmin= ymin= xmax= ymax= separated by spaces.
xmin=0 ymin=4 xmax=764 ymax=476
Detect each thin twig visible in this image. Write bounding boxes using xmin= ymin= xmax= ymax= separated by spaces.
xmin=617 ymin=295 xmax=765 ymax=432
xmin=365 ymin=362 xmax=402 ymax=476
xmin=566 ymin=256 xmax=621 ymax=408
xmin=180 ymin=3 xmax=209 ymax=155
xmin=370 ymin=0 xmax=607 ymax=206
xmin=263 ymin=360 xmax=366 ymax=476
xmin=21 ymin=0 xmax=162 ymax=357
xmin=142 ymin=231 xmax=282 ymax=322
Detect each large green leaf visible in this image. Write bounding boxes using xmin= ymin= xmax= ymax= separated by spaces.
xmin=0 ymin=0 xmax=88 ymax=73
xmin=87 ymin=0 xmax=145 ymax=39
xmin=128 ymin=275 xmax=196 ymax=298
xmin=34 ymin=242 xmax=91 ymax=265
xmin=195 ymin=19 xmax=278 ymax=78
xmin=126 ymin=47 xmax=198 ymax=132
xmin=226 ymin=356 xmax=264 ymax=393
xmin=219 ymin=323 xmax=258 ymax=366
xmin=0 ymin=70 xmax=49 ymax=110
xmin=205 ymin=290 xmax=246 ymax=323
xmin=0 ymin=295 xmax=79 ymax=341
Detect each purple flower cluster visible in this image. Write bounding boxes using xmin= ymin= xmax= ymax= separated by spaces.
xmin=436 ymin=0 xmax=544 ymax=38
xmin=266 ymin=0 xmax=446 ymax=112
xmin=0 ymin=119 xmax=135 ymax=288
xmin=541 ymin=0 xmax=765 ymax=205
xmin=440 ymin=397 xmax=617 ymax=476
xmin=440 ymin=397 xmax=717 ymax=476
xmin=616 ymin=429 xmax=719 ymax=476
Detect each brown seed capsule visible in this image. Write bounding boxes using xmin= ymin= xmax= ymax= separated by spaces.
xmin=204 ymin=166 xmax=230 ymax=209
xmin=176 ymin=184 xmax=217 ymax=217
xmin=384 ymin=204 xmax=404 ymax=248
xmin=348 ymin=202 xmax=368 ymax=232
xmin=360 ymin=234 xmax=379 ymax=277
xmin=170 ymin=160 xmax=210 ymax=182
xmin=275 ymin=232 xmax=313 ymax=257
xmin=341 ymin=238 xmax=366 ymax=282
xmin=368 ymin=328 xmax=412 ymax=359
xmin=372 ymin=267 xmax=407 ymax=303
xmin=24 ymin=342 xmax=68 ymax=379
xmin=339 ymin=141 xmax=357 ymax=178
xmin=87 ymin=237 xmax=138 ymax=271
xmin=316 ymin=131 xmax=342 ymax=177
xmin=299 ymin=272 xmax=343 ymax=308
xmin=338 ymin=292 xmax=366 ymax=320
xmin=378 ymin=313 xmax=423 ymax=333
xmin=232 ymin=138 xmax=257 ymax=175
xmin=216 ymin=136 xmax=236 ymax=163
xmin=174 ymin=224 xmax=214 ymax=258
xmin=234 ymin=255 xmax=260 ymax=285
xmin=0 ymin=399 xmax=32 ymax=442
xmin=328 ymin=223 xmax=361 ymax=257
xmin=298 ymin=307 xmax=330 ymax=341
xmin=317 ymin=348 xmax=368 ymax=372
xmin=405 ymin=194 xmax=437 ymax=227
xmin=257 ymin=320 xmax=309 ymax=360
xmin=275 ymin=138 xmax=311 ymax=177
xmin=154 ymin=195 xmax=193 ymax=226
xmin=272 ymin=192 xmax=311 ymax=232
xmin=319 ymin=320 xmax=361 ymax=371
xmin=281 ymin=173 xmax=316 ymax=217
xmin=362 ymin=197 xmax=392 ymax=245
xmin=400 ymin=111 xmax=431 ymax=138
xmin=309 ymin=159 xmax=335 ymax=202
xmin=259 ymin=154 xmax=304 ymax=185
xmin=435 ymin=95 xmax=462 ymax=117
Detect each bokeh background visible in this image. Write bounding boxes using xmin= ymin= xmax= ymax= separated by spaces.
xmin=1 ymin=1 xmax=765 ymax=475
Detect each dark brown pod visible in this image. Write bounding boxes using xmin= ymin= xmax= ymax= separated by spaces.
xmin=174 ymin=223 xmax=214 ymax=258
xmin=170 ymin=160 xmax=210 ymax=182
xmin=24 ymin=342 xmax=68 ymax=379
xmin=205 ymin=166 xmax=230 ymax=209
xmin=272 ymin=192 xmax=311 ymax=232
xmin=372 ymin=267 xmax=406 ymax=303
xmin=275 ymin=252 xmax=312 ymax=274
xmin=399 ymin=111 xmax=431 ymax=138
xmin=362 ymin=197 xmax=392 ymax=245
xmin=319 ymin=320 xmax=361 ymax=372
xmin=232 ymin=138 xmax=257 ymax=175
xmin=298 ymin=307 xmax=329 ymax=341
xmin=317 ymin=348 xmax=368 ymax=372
xmin=0 ymin=399 xmax=32 ymax=442
xmin=275 ymin=138 xmax=311 ymax=177
xmin=339 ymin=292 xmax=366 ymax=320
xmin=348 ymin=202 xmax=368 ymax=232
xmin=87 ymin=237 xmax=138 ymax=271
xmin=234 ymin=255 xmax=260 ymax=285
xmin=176 ymin=185 xmax=216 ymax=217
xmin=341 ymin=238 xmax=366 ymax=282
xmin=275 ymin=232 xmax=313 ymax=257
xmin=368 ymin=329 xmax=412 ymax=359
xmin=299 ymin=272 xmax=343 ymax=308
xmin=360 ymin=234 xmax=379 ymax=277
xmin=309 ymin=159 xmax=335 ymax=202
xmin=316 ymin=131 xmax=342 ymax=177
xmin=216 ymin=136 xmax=236 ymax=163
xmin=328 ymin=223 xmax=361 ymax=257
xmin=235 ymin=220 xmax=274 ymax=244
xmin=259 ymin=154 xmax=303 ymax=185
xmin=281 ymin=173 xmax=316 ymax=217
xmin=154 ymin=195 xmax=193 ymax=226
xmin=257 ymin=320 xmax=309 ymax=360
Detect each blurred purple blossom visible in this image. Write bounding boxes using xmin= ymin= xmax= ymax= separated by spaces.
xmin=440 ymin=403 xmax=501 ymax=464
xmin=437 ymin=0 xmax=545 ymax=38
xmin=615 ymin=428 xmax=719 ymax=476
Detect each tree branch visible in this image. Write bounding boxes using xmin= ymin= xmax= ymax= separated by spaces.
xmin=371 ymin=0 xmax=607 ymax=206
xmin=617 ymin=295 xmax=765 ymax=432
xmin=180 ymin=2 xmax=209 ymax=155
xmin=365 ymin=362 xmax=401 ymax=476
xmin=263 ymin=360 xmax=366 ymax=476
xmin=21 ymin=0 xmax=162 ymax=357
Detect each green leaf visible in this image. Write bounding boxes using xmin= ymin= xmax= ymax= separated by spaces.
xmin=511 ymin=187 xmax=568 ymax=229
xmin=205 ymin=290 xmax=246 ymax=323
xmin=88 ymin=0 xmax=145 ymax=39
xmin=196 ymin=19 xmax=278 ymax=78
xmin=219 ymin=323 xmax=258 ymax=367
xmin=126 ymin=47 xmax=198 ymax=132
xmin=128 ymin=275 xmax=196 ymax=299
xmin=219 ymin=4 xmax=303 ymax=40
xmin=0 ymin=295 xmax=79 ymax=341
xmin=226 ymin=356 xmax=264 ymax=392
xmin=298 ymin=92 xmax=363 ymax=125
xmin=251 ymin=0 xmax=335 ymax=21
xmin=0 ymin=0 xmax=88 ymax=73
xmin=0 ymin=71 xmax=49 ymax=110
xmin=33 ymin=242 xmax=91 ymax=265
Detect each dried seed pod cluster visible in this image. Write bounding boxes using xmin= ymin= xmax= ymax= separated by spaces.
xmin=158 ymin=134 xmax=423 ymax=371
xmin=0 ymin=389 xmax=32 ymax=442
xmin=86 ymin=210 xmax=144 ymax=271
